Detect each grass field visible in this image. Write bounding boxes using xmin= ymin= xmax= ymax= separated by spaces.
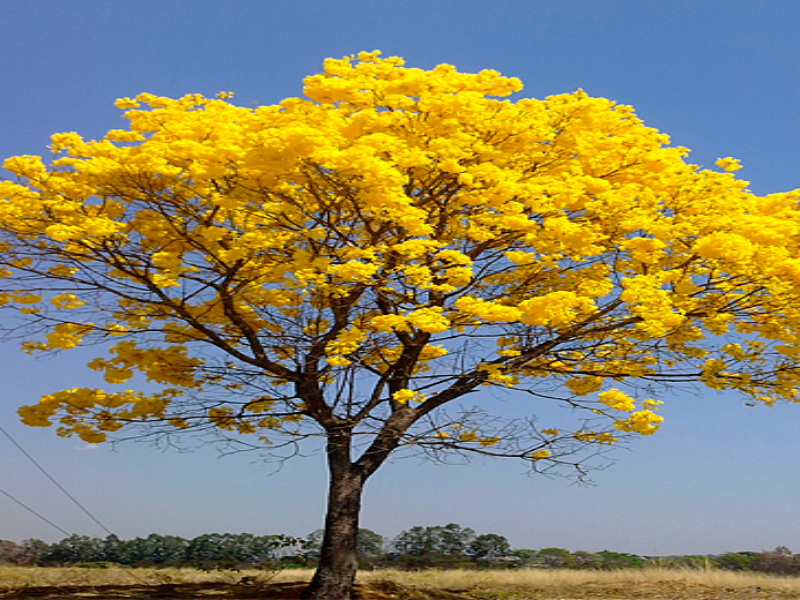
xmin=2 ymin=565 xmax=800 ymax=599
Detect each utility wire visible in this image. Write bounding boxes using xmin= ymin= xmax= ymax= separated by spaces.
xmin=1 ymin=425 xmax=114 ymax=536
xmin=1 ymin=425 xmax=154 ymax=587
xmin=0 ymin=486 xmax=72 ymax=537
xmin=0 ymin=484 xmax=153 ymax=588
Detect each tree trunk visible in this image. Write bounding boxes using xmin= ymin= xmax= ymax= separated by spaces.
xmin=305 ymin=439 xmax=365 ymax=600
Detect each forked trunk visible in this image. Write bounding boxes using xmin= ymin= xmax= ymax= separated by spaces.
xmin=305 ymin=446 xmax=365 ymax=600
xmin=304 ymin=412 xmax=415 ymax=599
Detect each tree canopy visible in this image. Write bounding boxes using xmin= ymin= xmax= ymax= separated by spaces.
xmin=2 ymin=51 xmax=800 ymax=599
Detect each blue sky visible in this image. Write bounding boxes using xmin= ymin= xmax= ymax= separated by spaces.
xmin=2 ymin=0 xmax=800 ymax=555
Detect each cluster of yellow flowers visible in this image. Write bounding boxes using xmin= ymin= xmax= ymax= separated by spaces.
xmin=598 ymin=389 xmax=637 ymax=412
xmin=86 ymin=341 xmax=204 ymax=387
xmin=613 ymin=410 xmax=665 ymax=436
xmin=326 ymin=327 xmax=368 ymax=366
xmin=2 ymin=51 xmax=800 ymax=451
xmin=572 ymin=431 xmax=618 ymax=445
xmin=431 ymin=423 xmax=501 ymax=448
xmin=17 ymin=387 xmax=179 ymax=441
xmin=595 ymin=389 xmax=665 ymax=435
xmin=392 ymin=389 xmax=425 ymax=404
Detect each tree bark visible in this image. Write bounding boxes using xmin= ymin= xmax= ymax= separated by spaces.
xmin=305 ymin=436 xmax=366 ymax=600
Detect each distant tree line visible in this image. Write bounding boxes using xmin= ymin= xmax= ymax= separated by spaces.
xmin=1 ymin=525 xmax=797 ymax=573
xmin=0 ymin=534 xmax=301 ymax=569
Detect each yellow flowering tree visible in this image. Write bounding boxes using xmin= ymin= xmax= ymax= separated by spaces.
xmin=2 ymin=52 xmax=800 ymax=598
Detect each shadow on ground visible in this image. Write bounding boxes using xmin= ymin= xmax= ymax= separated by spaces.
xmin=0 ymin=581 xmax=471 ymax=600
xmin=4 ymin=579 xmax=798 ymax=600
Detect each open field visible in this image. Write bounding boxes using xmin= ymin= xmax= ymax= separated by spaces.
xmin=3 ymin=566 xmax=800 ymax=599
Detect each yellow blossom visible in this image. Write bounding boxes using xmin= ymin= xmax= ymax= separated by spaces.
xmin=50 ymin=293 xmax=85 ymax=309
xmin=392 ymin=389 xmax=425 ymax=404
xmin=715 ymin=157 xmax=743 ymax=172
xmin=597 ymin=389 xmax=637 ymax=412
xmin=2 ymin=52 xmax=799 ymax=495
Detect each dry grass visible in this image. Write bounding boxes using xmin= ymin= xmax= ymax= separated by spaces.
xmin=0 ymin=565 xmax=312 ymax=588
xmin=360 ymin=566 xmax=800 ymax=588
xmin=359 ymin=568 xmax=800 ymax=598
xmin=3 ymin=565 xmax=800 ymax=599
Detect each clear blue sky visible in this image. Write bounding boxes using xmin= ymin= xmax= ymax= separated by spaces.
xmin=2 ymin=0 xmax=800 ymax=556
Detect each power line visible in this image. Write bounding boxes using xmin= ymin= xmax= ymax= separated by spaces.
xmin=0 ymin=425 xmax=114 ymax=536
xmin=0 ymin=484 xmax=153 ymax=588
xmin=0 ymin=426 xmax=154 ymax=587
xmin=0 ymin=486 xmax=72 ymax=537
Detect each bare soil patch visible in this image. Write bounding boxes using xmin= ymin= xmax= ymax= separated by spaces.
xmin=0 ymin=581 xmax=464 ymax=600
xmin=1 ymin=579 xmax=796 ymax=600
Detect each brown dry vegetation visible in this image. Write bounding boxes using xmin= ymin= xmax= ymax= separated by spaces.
xmin=3 ymin=566 xmax=800 ymax=599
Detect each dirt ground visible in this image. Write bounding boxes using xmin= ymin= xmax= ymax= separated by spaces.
xmin=1 ymin=579 xmax=798 ymax=600
xmin=0 ymin=581 xmax=298 ymax=600
xmin=0 ymin=581 xmax=416 ymax=600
